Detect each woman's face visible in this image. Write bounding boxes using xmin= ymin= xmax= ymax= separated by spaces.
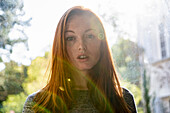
xmin=65 ymin=14 xmax=102 ymax=73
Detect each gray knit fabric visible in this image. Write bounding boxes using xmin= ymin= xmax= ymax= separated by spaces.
xmin=22 ymin=88 xmax=137 ymax=113
xmin=22 ymin=92 xmax=36 ymax=113
xmin=69 ymin=90 xmax=99 ymax=113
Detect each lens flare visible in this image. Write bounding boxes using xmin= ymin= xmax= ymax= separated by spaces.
xmin=59 ymin=86 xmax=65 ymax=91
xmin=67 ymin=78 xmax=71 ymax=81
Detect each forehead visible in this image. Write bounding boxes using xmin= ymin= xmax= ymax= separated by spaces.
xmin=66 ymin=14 xmax=102 ymax=32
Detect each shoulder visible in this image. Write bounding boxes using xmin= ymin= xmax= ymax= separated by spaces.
xmin=122 ymin=87 xmax=134 ymax=101
xmin=22 ymin=92 xmax=38 ymax=113
xmin=26 ymin=92 xmax=37 ymax=103
xmin=122 ymin=87 xmax=137 ymax=113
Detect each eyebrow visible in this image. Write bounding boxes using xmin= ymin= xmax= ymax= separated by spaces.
xmin=85 ymin=29 xmax=96 ymax=33
xmin=65 ymin=29 xmax=96 ymax=33
xmin=65 ymin=30 xmax=75 ymax=33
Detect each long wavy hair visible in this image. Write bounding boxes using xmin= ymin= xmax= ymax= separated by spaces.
xmin=33 ymin=6 xmax=131 ymax=113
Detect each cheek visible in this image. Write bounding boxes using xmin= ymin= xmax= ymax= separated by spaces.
xmin=94 ymin=48 xmax=101 ymax=60
xmin=66 ymin=44 xmax=78 ymax=62
xmin=66 ymin=46 xmax=74 ymax=59
xmin=90 ymin=41 xmax=101 ymax=57
xmin=90 ymin=40 xmax=101 ymax=51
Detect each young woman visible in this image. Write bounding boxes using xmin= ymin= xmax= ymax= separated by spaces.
xmin=23 ymin=6 xmax=137 ymax=113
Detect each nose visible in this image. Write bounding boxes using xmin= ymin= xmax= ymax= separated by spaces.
xmin=78 ymin=38 xmax=86 ymax=52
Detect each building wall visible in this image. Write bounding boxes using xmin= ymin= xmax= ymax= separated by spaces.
xmin=150 ymin=58 xmax=170 ymax=97
xmin=149 ymin=58 xmax=170 ymax=113
xmin=137 ymin=0 xmax=170 ymax=64
xmin=136 ymin=0 xmax=170 ymax=113
xmin=162 ymin=97 xmax=170 ymax=113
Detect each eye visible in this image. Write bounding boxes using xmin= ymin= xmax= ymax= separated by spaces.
xmin=66 ymin=36 xmax=75 ymax=41
xmin=87 ymin=34 xmax=95 ymax=39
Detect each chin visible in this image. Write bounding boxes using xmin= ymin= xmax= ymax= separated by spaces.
xmin=77 ymin=66 xmax=93 ymax=71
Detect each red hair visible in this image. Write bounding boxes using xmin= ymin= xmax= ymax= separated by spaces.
xmin=33 ymin=6 xmax=131 ymax=113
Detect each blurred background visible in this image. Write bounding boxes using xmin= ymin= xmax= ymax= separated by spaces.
xmin=0 ymin=0 xmax=170 ymax=113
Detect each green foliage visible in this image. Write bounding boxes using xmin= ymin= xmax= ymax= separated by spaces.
xmin=111 ymin=38 xmax=144 ymax=112
xmin=138 ymin=107 xmax=144 ymax=113
xmin=1 ymin=52 xmax=49 ymax=112
xmin=112 ymin=38 xmax=143 ymax=84
xmin=0 ymin=0 xmax=31 ymax=111
xmin=142 ymin=69 xmax=151 ymax=113
xmin=0 ymin=61 xmax=25 ymax=94
xmin=23 ymin=54 xmax=49 ymax=94
xmin=1 ymin=93 xmax=27 ymax=113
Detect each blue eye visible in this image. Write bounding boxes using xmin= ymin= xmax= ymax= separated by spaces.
xmin=66 ymin=37 xmax=74 ymax=41
xmin=87 ymin=34 xmax=94 ymax=39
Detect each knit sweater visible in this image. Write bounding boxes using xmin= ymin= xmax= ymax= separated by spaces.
xmin=22 ymin=88 xmax=137 ymax=113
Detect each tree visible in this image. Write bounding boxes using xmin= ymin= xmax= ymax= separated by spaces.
xmin=1 ymin=52 xmax=49 ymax=113
xmin=142 ymin=69 xmax=151 ymax=113
xmin=1 ymin=61 xmax=26 ymax=94
xmin=0 ymin=61 xmax=26 ymax=111
xmin=111 ymin=38 xmax=144 ymax=113
xmin=22 ymin=52 xmax=49 ymax=95
xmin=0 ymin=0 xmax=31 ymax=110
xmin=0 ymin=0 xmax=31 ymax=64
xmin=111 ymin=38 xmax=144 ymax=85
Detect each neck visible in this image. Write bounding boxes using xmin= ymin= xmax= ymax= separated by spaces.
xmin=72 ymin=71 xmax=89 ymax=90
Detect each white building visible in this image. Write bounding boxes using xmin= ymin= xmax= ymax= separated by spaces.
xmin=137 ymin=0 xmax=170 ymax=112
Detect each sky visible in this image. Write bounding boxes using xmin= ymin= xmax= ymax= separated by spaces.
xmin=0 ymin=0 xmax=150 ymax=70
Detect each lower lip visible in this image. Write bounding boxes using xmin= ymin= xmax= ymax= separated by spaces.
xmin=77 ymin=58 xmax=88 ymax=62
